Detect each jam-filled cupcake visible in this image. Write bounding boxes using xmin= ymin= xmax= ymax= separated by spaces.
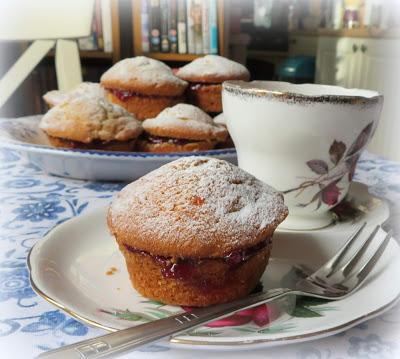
xmin=100 ymin=56 xmax=188 ymax=120
xmin=43 ymin=82 xmax=105 ymax=108
xmin=138 ymin=103 xmax=228 ymax=152
xmin=108 ymin=157 xmax=288 ymax=306
xmin=40 ymin=97 xmax=142 ymax=151
xmin=176 ymin=55 xmax=250 ymax=114
xmin=213 ymin=113 xmax=234 ymax=149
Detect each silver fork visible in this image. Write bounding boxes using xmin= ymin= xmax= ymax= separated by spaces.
xmin=38 ymin=224 xmax=392 ymax=359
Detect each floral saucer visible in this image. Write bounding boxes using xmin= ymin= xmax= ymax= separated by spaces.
xmin=28 ymin=183 xmax=400 ymax=350
xmin=0 ymin=116 xmax=236 ymax=181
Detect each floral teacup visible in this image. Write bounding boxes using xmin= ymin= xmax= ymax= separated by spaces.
xmin=222 ymin=81 xmax=383 ymax=230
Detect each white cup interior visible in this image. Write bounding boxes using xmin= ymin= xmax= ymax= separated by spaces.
xmin=225 ymin=81 xmax=380 ymax=99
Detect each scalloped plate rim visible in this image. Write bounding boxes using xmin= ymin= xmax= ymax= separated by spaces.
xmin=0 ymin=116 xmax=236 ymax=159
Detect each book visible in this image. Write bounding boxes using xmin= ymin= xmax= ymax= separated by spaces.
xmin=209 ymin=0 xmax=218 ymax=54
xmin=168 ymin=0 xmax=178 ymax=53
xmin=78 ymin=12 xmax=98 ymax=50
xmin=101 ymin=0 xmax=113 ymax=52
xmin=149 ymin=0 xmax=161 ymax=52
xmin=186 ymin=0 xmax=195 ymax=53
xmin=193 ymin=0 xmax=203 ymax=54
xmin=160 ymin=0 xmax=170 ymax=52
xmin=140 ymin=0 xmax=150 ymax=52
xmin=202 ymin=0 xmax=210 ymax=54
xmin=94 ymin=0 xmax=104 ymax=50
xmin=177 ymin=0 xmax=187 ymax=53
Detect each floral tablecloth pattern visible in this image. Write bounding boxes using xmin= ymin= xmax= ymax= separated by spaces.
xmin=0 ymin=148 xmax=399 ymax=359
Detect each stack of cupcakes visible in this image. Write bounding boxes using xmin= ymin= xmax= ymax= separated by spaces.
xmin=41 ymin=54 xmax=250 ymax=152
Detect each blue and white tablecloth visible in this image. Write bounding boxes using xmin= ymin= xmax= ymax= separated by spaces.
xmin=0 ymin=148 xmax=399 ymax=359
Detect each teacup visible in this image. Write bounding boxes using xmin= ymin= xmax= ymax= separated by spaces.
xmin=222 ymin=81 xmax=383 ymax=230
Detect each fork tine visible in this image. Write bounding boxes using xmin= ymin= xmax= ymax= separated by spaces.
xmin=320 ymin=222 xmax=366 ymax=277
xmin=344 ymin=230 xmax=392 ymax=291
xmin=333 ymin=225 xmax=381 ymax=278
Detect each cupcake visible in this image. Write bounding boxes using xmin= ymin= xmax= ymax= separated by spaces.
xmin=176 ymin=55 xmax=250 ymax=114
xmin=137 ymin=103 xmax=228 ymax=152
xmin=108 ymin=157 xmax=288 ymax=306
xmin=100 ymin=57 xmax=188 ymax=120
xmin=213 ymin=112 xmax=226 ymax=127
xmin=43 ymin=82 xmax=105 ymax=108
xmin=40 ymin=97 xmax=142 ymax=151
xmin=213 ymin=113 xmax=234 ymax=149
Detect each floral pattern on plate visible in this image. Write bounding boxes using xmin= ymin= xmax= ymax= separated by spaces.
xmin=100 ymin=296 xmax=336 ymax=337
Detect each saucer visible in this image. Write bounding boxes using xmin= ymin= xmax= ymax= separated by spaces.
xmin=28 ymin=183 xmax=400 ymax=350
xmin=0 ymin=116 xmax=236 ymax=181
xmin=277 ymin=181 xmax=390 ymax=234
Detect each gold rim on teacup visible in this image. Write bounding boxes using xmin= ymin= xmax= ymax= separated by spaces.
xmin=222 ymin=81 xmax=383 ymax=106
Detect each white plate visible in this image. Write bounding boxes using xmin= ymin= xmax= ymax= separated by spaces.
xmin=0 ymin=116 xmax=237 ymax=181
xmin=28 ymin=183 xmax=400 ymax=350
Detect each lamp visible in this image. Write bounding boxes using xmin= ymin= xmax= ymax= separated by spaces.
xmin=0 ymin=0 xmax=95 ymax=109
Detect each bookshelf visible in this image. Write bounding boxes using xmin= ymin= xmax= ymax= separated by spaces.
xmin=132 ymin=0 xmax=228 ymax=61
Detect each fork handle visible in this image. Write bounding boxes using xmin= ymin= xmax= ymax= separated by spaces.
xmin=37 ymin=288 xmax=292 ymax=359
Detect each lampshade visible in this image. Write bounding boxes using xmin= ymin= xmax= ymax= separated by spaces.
xmin=0 ymin=0 xmax=94 ymax=41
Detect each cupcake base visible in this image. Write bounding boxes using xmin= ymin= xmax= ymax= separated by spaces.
xmin=106 ymin=90 xmax=184 ymax=121
xmin=118 ymin=243 xmax=271 ymax=307
xmin=47 ymin=135 xmax=135 ymax=151
xmin=136 ymin=137 xmax=216 ymax=153
xmin=187 ymin=83 xmax=222 ymax=113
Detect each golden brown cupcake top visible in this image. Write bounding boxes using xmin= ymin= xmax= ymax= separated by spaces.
xmin=108 ymin=157 xmax=288 ymax=258
xmin=43 ymin=82 xmax=105 ymax=107
xmin=176 ymin=55 xmax=250 ymax=83
xmin=100 ymin=56 xmax=188 ymax=97
xmin=142 ymin=104 xmax=228 ymax=141
xmin=40 ymin=97 xmax=142 ymax=143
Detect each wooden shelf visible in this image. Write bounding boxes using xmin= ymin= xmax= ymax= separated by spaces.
xmin=47 ymin=50 xmax=114 ymax=61
xmin=80 ymin=51 xmax=114 ymax=59
xmin=290 ymin=27 xmax=400 ymax=39
xmin=143 ymin=52 xmax=204 ymax=61
xmin=47 ymin=50 xmax=114 ymax=60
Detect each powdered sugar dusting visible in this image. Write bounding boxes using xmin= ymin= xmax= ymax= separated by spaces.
xmin=40 ymin=97 xmax=142 ymax=142
xmin=213 ymin=113 xmax=226 ymax=126
xmin=156 ymin=103 xmax=213 ymax=124
xmin=43 ymin=82 xmax=105 ymax=107
xmin=176 ymin=55 xmax=250 ymax=82
xmin=100 ymin=56 xmax=187 ymax=88
xmin=109 ymin=157 xmax=288 ymax=257
xmin=142 ymin=104 xmax=227 ymax=140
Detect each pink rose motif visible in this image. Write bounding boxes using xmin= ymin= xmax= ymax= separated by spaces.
xmin=321 ymin=182 xmax=340 ymax=206
xmin=182 ymin=304 xmax=278 ymax=328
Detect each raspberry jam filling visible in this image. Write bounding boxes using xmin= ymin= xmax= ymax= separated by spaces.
xmin=124 ymin=237 xmax=271 ymax=286
xmin=49 ymin=136 xmax=133 ymax=149
xmin=145 ymin=134 xmax=196 ymax=145
xmin=106 ymin=88 xmax=179 ymax=101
